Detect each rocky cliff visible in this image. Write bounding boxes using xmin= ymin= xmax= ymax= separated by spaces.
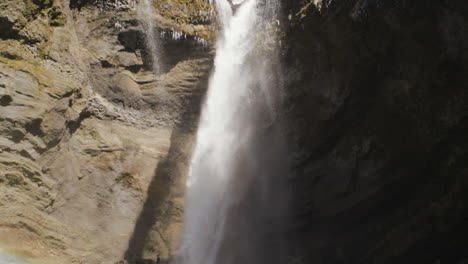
xmin=2 ymin=0 xmax=468 ymax=263
xmin=282 ymin=0 xmax=468 ymax=263
xmin=0 ymin=0 xmax=212 ymax=263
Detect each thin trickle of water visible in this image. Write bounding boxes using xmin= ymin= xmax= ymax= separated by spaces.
xmin=0 ymin=250 xmax=26 ymax=264
xmin=179 ymin=0 xmax=288 ymax=264
xmin=138 ymin=0 xmax=161 ymax=75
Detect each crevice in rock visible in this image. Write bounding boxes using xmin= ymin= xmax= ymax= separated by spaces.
xmin=25 ymin=118 xmax=45 ymax=137
xmin=0 ymin=51 xmax=22 ymax=60
xmin=0 ymin=17 xmax=19 ymax=40
xmin=69 ymin=0 xmax=93 ymax=11
xmin=118 ymin=29 xmax=145 ymax=52
xmin=0 ymin=95 xmax=13 ymax=106
xmin=100 ymin=60 xmax=114 ymax=68
xmin=125 ymin=64 xmax=144 ymax=73
xmin=60 ymin=89 xmax=77 ymax=99
xmin=66 ymin=109 xmax=92 ymax=135
xmin=10 ymin=129 xmax=25 ymax=143
xmin=19 ymin=150 xmax=35 ymax=161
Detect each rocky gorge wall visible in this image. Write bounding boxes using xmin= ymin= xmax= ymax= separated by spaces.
xmin=2 ymin=0 xmax=468 ymax=264
xmin=0 ymin=0 xmax=212 ymax=263
xmin=282 ymin=0 xmax=468 ymax=263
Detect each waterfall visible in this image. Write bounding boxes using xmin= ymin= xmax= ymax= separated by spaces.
xmin=138 ymin=0 xmax=161 ymax=75
xmin=179 ymin=0 xmax=288 ymax=264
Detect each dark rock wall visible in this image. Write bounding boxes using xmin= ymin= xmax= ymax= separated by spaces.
xmin=281 ymin=0 xmax=468 ymax=263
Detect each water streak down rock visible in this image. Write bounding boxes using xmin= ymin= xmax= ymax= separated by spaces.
xmin=138 ymin=0 xmax=162 ymax=75
xmin=178 ymin=1 xmax=290 ymax=264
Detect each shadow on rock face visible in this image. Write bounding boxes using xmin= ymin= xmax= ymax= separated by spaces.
xmin=123 ymin=134 xmax=176 ymax=261
xmin=123 ymin=61 xmax=208 ymax=261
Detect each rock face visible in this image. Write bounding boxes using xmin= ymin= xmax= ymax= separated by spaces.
xmin=0 ymin=0 xmax=212 ymax=263
xmin=282 ymin=0 xmax=468 ymax=263
xmin=3 ymin=0 xmax=468 ymax=263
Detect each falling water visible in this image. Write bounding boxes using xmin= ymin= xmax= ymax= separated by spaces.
xmin=179 ymin=0 xmax=288 ymax=264
xmin=138 ymin=0 xmax=161 ymax=75
xmin=0 ymin=250 xmax=26 ymax=264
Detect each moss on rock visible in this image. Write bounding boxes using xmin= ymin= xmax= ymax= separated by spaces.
xmin=154 ymin=0 xmax=215 ymax=40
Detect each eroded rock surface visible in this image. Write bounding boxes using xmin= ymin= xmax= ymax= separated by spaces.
xmin=4 ymin=0 xmax=468 ymax=264
xmin=0 ymin=0 xmax=212 ymax=263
